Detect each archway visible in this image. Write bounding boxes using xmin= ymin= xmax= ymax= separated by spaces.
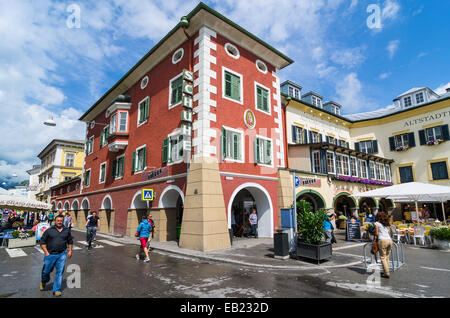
xmin=359 ymin=197 xmax=377 ymax=215
xmin=51 ymin=201 xmax=56 ymax=212
xmin=71 ymin=199 xmax=79 ymax=228
xmin=378 ymin=198 xmax=394 ymax=214
xmin=57 ymin=202 xmax=62 ymax=211
xmin=228 ymin=183 xmax=273 ymax=238
xmin=334 ymin=192 xmax=357 ymax=219
xmin=296 ymin=190 xmax=326 ymax=212
xmin=100 ymin=195 xmax=114 ymax=233
xmin=63 ymin=201 xmax=70 ymax=211
xmin=159 ymin=186 xmax=185 ymax=241
xmin=81 ymin=198 xmax=90 ymax=226
xmin=127 ymin=191 xmax=149 ymax=237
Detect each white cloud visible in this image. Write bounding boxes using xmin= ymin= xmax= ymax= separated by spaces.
xmin=387 ymin=40 xmax=399 ymax=59
xmin=330 ymin=47 xmax=366 ymax=69
xmin=382 ymin=0 xmax=400 ymax=20
xmin=334 ymin=72 xmax=376 ymax=113
xmin=379 ymin=72 xmax=390 ymax=80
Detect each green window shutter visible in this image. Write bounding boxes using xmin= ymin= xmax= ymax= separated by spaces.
xmin=120 ymin=157 xmax=124 ymax=177
xmin=231 ymin=75 xmax=240 ymax=101
xmin=233 ymin=134 xmax=239 ymax=160
xmin=225 ymin=73 xmax=232 ymax=98
xmin=262 ymin=89 xmax=268 ymax=111
xmin=145 ymin=98 xmax=150 ymax=119
xmin=171 ymin=77 xmax=182 ymax=105
xmin=143 ymin=147 xmax=147 ymax=170
xmin=112 ymin=159 xmax=117 ymax=178
xmin=257 ymin=87 xmax=262 ymax=109
xmin=256 ymin=138 xmax=261 ymax=163
xmin=162 ymin=138 xmax=169 ymax=163
xmin=265 ymin=140 xmax=272 ymax=165
xmin=222 ymin=128 xmax=227 ymax=159
xmin=132 ymin=151 xmax=136 ymax=173
xmin=100 ymin=130 xmax=104 ymax=146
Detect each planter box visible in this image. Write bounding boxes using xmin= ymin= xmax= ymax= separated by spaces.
xmin=297 ymin=242 xmax=332 ymax=264
xmin=8 ymin=236 xmax=37 ymax=249
xmin=433 ymin=239 xmax=450 ymax=250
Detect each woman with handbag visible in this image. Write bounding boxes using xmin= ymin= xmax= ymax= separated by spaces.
xmin=374 ymin=212 xmax=392 ymax=279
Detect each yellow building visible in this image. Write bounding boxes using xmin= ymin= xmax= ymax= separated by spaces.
xmin=36 ymin=139 xmax=85 ymax=204
xmin=281 ymin=82 xmax=450 ymax=221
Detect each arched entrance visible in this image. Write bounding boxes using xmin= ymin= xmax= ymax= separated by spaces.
xmin=159 ymin=186 xmax=185 ymax=242
xmin=127 ymin=191 xmax=149 ymax=237
xmin=72 ymin=200 xmax=79 ymax=228
xmin=378 ymin=198 xmax=394 ymax=214
xmin=57 ymin=202 xmax=62 ymax=211
xmin=334 ymin=193 xmax=357 ymax=218
xmin=100 ymin=195 xmax=114 ymax=233
xmin=228 ymin=183 xmax=273 ymax=238
xmin=296 ymin=190 xmax=326 ymax=212
xmin=359 ymin=197 xmax=377 ymax=215
xmin=63 ymin=201 xmax=70 ymax=211
xmin=81 ymin=198 xmax=90 ymax=227
xmin=51 ymin=201 xmax=56 ymax=212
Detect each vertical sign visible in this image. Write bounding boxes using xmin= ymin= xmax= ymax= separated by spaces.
xmin=181 ymin=69 xmax=193 ymax=152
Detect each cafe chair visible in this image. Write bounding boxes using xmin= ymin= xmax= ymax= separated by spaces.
xmin=392 ymin=227 xmax=407 ymax=244
xmin=411 ymin=226 xmax=426 ymax=246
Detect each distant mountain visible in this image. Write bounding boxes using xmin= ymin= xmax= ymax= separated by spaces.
xmin=0 ymin=179 xmax=28 ymax=190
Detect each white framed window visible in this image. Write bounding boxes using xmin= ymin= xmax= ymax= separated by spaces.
xmin=137 ymin=97 xmax=150 ymax=127
xmin=67 ymin=185 xmax=71 ymax=192
xmin=255 ymin=60 xmax=268 ymax=74
xmin=310 ymin=131 xmax=320 ymax=143
xmin=326 ymin=151 xmax=336 ymax=174
xmin=350 ymin=157 xmax=358 ymax=177
xmin=113 ymin=154 xmax=125 ymax=180
xmin=140 ymin=76 xmax=149 ymax=89
xmin=172 ymin=48 xmax=184 ymax=64
xmin=118 ymin=111 xmax=128 ymax=132
xmin=293 ymin=126 xmax=305 ymax=144
xmin=395 ymin=134 xmax=409 ymax=147
xmin=170 ymin=134 xmax=184 ymax=164
xmin=254 ymin=82 xmax=271 ymax=114
xmin=385 ymin=164 xmax=392 ymax=182
xmin=312 ymin=150 xmax=320 ymax=173
xmin=84 ymin=169 xmax=91 ymax=187
xmin=425 ymin=126 xmax=443 ymax=142
xmin=99 ymin=162 xmax=106 ymax=184
xmin=65 ymin=153 xmax=75 ymax=167
xmin=255 ymin=136 xmax=272 ymax=167
xmin=369 ymin=161 xmax=376 ymax=179
xmin=168 ymin=73 xmax=183 ymax=109
xmin=132 ymin=145 xmax=147 ymax=173
xmin=225 ymin=43 xmax=240 ymax=59
xmin=404 ymin=96 xmax=412 ymax=107
xmin=376 ymin=162 xmax=386 ymax=181
xmin=359 ymin=140 xmax=374 ymax=154
xmin=359 ymin=160 xmax=368 ymax=179
xmin=312 ymin=96 xmax=322 ymax=108
xmin=100 ymin=125 xmax=109 ymax=147
xmin=222 ymin=67 xmax=243 ymax=104
xmin=87 ymin=136 xmax=94 ymax=154
xmin=109 ymin=113 xmax=117 ymax=134
xmin=222 ymin=126 xmax=244 ymax=162
xmin=415 ymin=92 xmax=424 ymax=104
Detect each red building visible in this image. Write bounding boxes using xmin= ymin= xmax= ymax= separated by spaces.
xmin=51 ymin=3 xmax=293 ymax=251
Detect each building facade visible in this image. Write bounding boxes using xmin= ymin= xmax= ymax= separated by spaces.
xmin=26 ymin=165 xmax=41 ymax=200
xmin=36 ymin=139 xmax=84 ymax=204
xmin=282 ymin=82 xmax=450 ymax=221
xmin=51 ymin=3 xmax=293 ymax=251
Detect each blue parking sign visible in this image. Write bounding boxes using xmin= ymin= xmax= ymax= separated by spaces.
xmin=142 ymin=189 xmax=154 ymax=201
xmin=294 ymin=176 xmax=300 ymax=187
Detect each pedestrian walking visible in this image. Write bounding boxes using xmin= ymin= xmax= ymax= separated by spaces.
xmin=39 ymin=212 xmax=48 ymax=223
xmin=63 ymin=212 xmax=73 ymax=230
xmin=39 ymin=214 xmax=73 ymax=297
xmin=328 ymin=212 xmax=337 ymax=244
xmin=85 ymin=211 xmax=100 ymax=249
xmin=231 ymin=209 xmax=237 ymax=237
xmin=374 ymin=212 xmax=392 ymax=279
xmin=48 ymin=211 xmax=54 ymax=226
xmin=135 ymin=215 xmax=152 ymax=262
xmin=248 ymin=209 xmax=258 ymax=238
xmin=323 ymin=216 xmax=333 ymax=243
xmin=148 ymin=214 xmax=156 ymax=251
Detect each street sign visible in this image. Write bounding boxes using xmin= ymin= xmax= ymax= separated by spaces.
xmin=142 ymin=189 xmax=154 ymax=201
xmin=294 ymin=176 xmax=300 ymax=187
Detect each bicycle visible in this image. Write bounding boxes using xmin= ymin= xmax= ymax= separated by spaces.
xmin=86 ymin=227 xmax=96 ymax=250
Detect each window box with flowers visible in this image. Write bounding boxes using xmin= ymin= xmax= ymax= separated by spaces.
xmin=395 ymin=145 xmax=409 ymax=152
xmin=331 ymin=175 xmax=393 ymax=186
xmin=427 ymin=139 xmax=444 ymax=146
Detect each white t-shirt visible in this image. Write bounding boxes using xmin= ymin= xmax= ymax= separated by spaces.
xmin=375 ymin=222 xmax=391 ymax=240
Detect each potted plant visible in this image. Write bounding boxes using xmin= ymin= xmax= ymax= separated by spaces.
xmin=296 ymin=200 xmax=332 ymax=264
xmin=430 ymin=228 xmax=450 ymax=250
xmin=8 ymin=228 xmax=36 ymax=249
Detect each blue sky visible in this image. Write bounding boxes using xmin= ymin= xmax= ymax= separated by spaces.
xmin=0 ymin=0 xmax=449 ymax=185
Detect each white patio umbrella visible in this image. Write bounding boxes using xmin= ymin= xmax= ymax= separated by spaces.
xmin=352 ymin=182 xmax=450 ymax=223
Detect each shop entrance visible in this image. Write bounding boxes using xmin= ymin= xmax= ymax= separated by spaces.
xmin=334 ymin=193 xmax=357 ymax=219
xmin=229 ymin=184 xmax=273 ymax=239
xmin=297 ymin=191 xmax=326 ymax=212
xmin=159 ymin=186 xmax=184 ymax=242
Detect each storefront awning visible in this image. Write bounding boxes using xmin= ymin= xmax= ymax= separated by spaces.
xmin=0 ymin=195 xmax=51 ymax=210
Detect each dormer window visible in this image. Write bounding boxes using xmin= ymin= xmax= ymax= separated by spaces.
xmin=109 ymin=111 xmax=128 ymax=135
xmin=415 ymin=92 xmax=424 ymax=104
xmin=312 ymin=96 xmax=322 ymax=108
xmin=404 ymin=96 xmax=412 ymax=107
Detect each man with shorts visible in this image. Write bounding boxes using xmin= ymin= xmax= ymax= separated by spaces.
xmin=135 ymin=215 xmax=152 ymax=262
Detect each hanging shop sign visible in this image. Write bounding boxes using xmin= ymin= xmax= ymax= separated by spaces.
xmin=181 ymin=69 xmax=193 ymax=153
xmin=295 ymin=176 xmax=321 ymax=188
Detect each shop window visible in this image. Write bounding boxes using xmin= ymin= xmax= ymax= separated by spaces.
xmin=255 ymin=137 xmax=272 ymax=166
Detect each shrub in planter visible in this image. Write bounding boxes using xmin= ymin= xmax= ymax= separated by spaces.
xmin=430 ymin=228 xmax=450 ymax=241
xmin=11 ymin=230 xmax=20 ymax=239
xmin=297 ymin=200 xmax=328 ymax=245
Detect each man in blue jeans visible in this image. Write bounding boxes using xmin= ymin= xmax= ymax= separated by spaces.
xmin=40 ymin=214 xmax=73 ymax=296
xmin=248 ymin=209 xmax=258 ymax=238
